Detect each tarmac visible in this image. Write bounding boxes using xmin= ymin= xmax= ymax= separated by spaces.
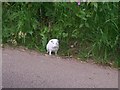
xmin=2 ymin=47 xmax=118 ymax=88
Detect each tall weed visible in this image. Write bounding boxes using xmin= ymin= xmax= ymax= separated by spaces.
xmin=2 ymin=2 xmax=119 ymax=67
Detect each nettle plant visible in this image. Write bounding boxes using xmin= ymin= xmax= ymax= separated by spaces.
xmin=2 ymin=2 xmax=119 ymax=67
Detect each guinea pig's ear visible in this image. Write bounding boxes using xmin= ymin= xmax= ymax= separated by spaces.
xmin=57 ymin=40 xmax=59 ymax=43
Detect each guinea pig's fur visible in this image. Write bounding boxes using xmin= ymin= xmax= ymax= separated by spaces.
xmin=46 ymin=39 xmax=59 ymax=55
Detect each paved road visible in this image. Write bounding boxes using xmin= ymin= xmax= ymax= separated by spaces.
xmin=2 ymin=47 xmax=118 ymax=88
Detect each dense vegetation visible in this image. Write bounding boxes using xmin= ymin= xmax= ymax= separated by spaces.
xmin=2 ymin=2 xmax=120 ymax=67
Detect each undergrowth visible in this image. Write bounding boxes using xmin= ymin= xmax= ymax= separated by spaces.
xmin=2 ymin=2 xmax=120 ymax=68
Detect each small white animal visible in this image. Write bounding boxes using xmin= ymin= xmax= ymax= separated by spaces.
xmin=46 ymin=39 xmax=59 ymax=55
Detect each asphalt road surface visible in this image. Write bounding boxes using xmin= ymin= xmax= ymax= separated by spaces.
xmin=2 ymin=47 xmax=118 ymax=88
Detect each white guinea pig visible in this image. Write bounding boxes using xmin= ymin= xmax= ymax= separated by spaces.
xmin=46 ymin=39 xmax=59 ymax=55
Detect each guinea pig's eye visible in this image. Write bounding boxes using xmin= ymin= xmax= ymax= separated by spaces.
xmin=51 ymin=40 xmax=54 ymax=44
